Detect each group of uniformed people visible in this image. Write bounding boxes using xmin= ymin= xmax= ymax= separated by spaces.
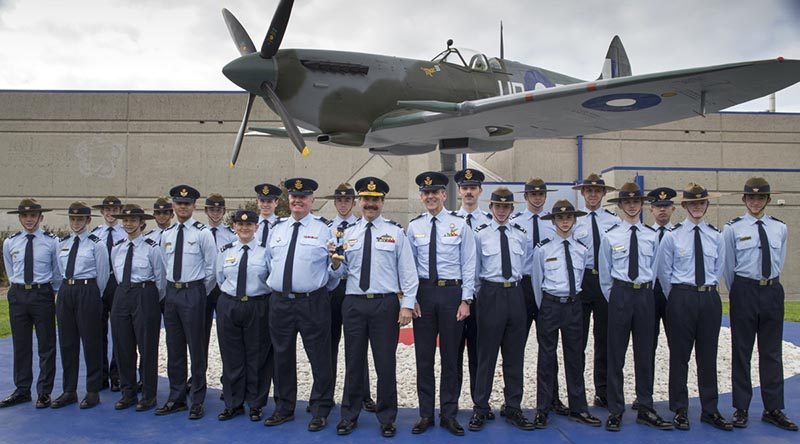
xmin=0 ymin=170 xmax=796 ymax=436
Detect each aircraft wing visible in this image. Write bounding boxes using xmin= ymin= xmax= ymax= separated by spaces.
xmin=365 ymin=58 xmax=800 ymax=146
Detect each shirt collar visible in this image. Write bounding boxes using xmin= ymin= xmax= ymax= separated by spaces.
xmin=290 ymin=213 xmax=315 ymax=226
xmin=128 ymin=234 xmax=145 ymax=246
xmin=361 ymin=217 xmax=382 ymax=228
xmin=426 ymin=208 xmax=447 ymax=221
xmin=239 ymin=238 xmax=259 ymax=250
xmin=742 ymin=212 xmax=766 ymax=224
xmin=179 ymin=217 xmax=196 ymax=228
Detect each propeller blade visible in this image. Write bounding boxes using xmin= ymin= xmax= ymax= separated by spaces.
xmin=230 ymin=93 xmax=257 ymax=168
xmin=261 ymin=86 xmax=309 ymax=157
xmin=222 ymin=8 xmax=257 ymax=56
xmin=260 ymin=0 xmax=294 ymax=58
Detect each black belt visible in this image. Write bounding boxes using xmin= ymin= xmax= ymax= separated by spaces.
xmin=223 ymin=292 xmax=268 ymax=302
xmin=673 ymin=283 xmax=717 ymax=292
xmin=62 ymin=278 xmax=97 ymax=286
xmin=543 ymin=292 xmax=578 ymax=304
xmin=347 ymin=293 xmax=394 ymax=299
xmin=612 ymin=279 xmax=652 ymax=290
xmin=275 ymin=291 xmax=314 ymax=300
xmin=168 ymin=280 xmax=204 ymax=289
xmin=481 ymin=279 xmax=520 ymax=288
xmin=12 ymin=283 xmax=52 ymax=291
xmin=419 ymin=278 xmax=462 ymax=287
xmin=120 ymin=281 xmax=156 ymax=289
xmin=735 ymin=275 xmax=780 ymax=287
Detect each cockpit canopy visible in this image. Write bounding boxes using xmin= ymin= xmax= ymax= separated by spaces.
xmin=431 ymin=47 xmax=496 ymax=72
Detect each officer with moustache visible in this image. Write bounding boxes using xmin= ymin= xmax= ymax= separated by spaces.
xmin=144 ymin=197 xmax=174 ymax=245
xmin=406 ymin=171 xmax=476 ymax=436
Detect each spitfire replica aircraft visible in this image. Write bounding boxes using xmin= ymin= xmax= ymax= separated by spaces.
xmin=221 ymin=0 xmax=800 ymax=170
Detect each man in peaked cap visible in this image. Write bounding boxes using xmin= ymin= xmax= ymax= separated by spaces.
xmin=571 ymin=173 xmax=620 ymax=408
xmin=722 ymin=178 xmax=797 ymax=431
xmin=656 ymin=183 xmax=732 ymax=431
xmin=91 ymin=195 xmax=126 ymax=392
xmin=145 ymin=197 xmax=174 ymax=245
xmin=0 ymin=199 xmax=61 ymax=409
xmin=254 ymin=183 xmax=282 ymax=247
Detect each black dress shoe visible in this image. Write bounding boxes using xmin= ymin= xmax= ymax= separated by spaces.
xmin=51 ymin=392 xmax=78 ymax=409
xmin=411 ymin=416 xmax=434 ymax=434
xmin=552 ymin=398 xmax=570 ymax=416
xmin=308 ymin=416 xmax=327 ymax=432
xmin=154 ymin=400 xmax=188 ymax=416
xmin=468 ymin=412 xmax=486 ymax=431
xmin=636 ymin=409 xmax=673 ymax=430
xmin=700 ymin=412 xmax=733 ymax=431
xmin=762 ymin=409 xmax=799 ymax=431
xmin=605 ymin=413 xmax=622 ymax=432
xmin=80 ymin=392 xmax=100 ymax=409
xmin=218 ymin=405 xmax=244 ymax=421
xmin=486 ymin=409 xmax=496 ymax=420
xmin=533 ymin=411 xmax=548 ymax=429
xmin=264 ymin=412 xmax=295 ymax=426
xmin=570 ymin=411 xmax=602 ymax=427
xmin=505 ymin=409 xmax=535 ymax=431
xmin=249 ymin=407 xmax=262 ymax=421
xmin=440 ymin=417 xmax=465 ymax=436
xmin=673 ymin=409 xmax=690 ymax=430
xmin=35 ymin=394 xmax=52 ymax=409
xmin=732 ymin=409 xmax=748 ymax=428
xmin=135 ymin=398 xmax=156 ymax=412
xmin=337 ymin=419 xmax=358 ymax=435
xmin=363 ymin=397 xmax=377 ymax=413
xmin=110 ymin=379 xmax=121 ymax=393
xmin=0 ymin=392 xmax=31 ymax=408
xmin=380 ymin=422 xmax=396 ymax=437
xmin=115 ymin=396 xmax=138 ymax=410
xmin=594 ymin=396 xmax=608 ymax=408
xmin=188 ymin=404 xmax=204 ymax=420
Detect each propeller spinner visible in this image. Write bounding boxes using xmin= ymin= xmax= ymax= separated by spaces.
xmin=221 ymin=0 xmax=309 ymax=168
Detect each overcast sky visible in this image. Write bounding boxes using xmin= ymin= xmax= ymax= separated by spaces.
xmin=1 ymin=0 xmax=799 ymax=111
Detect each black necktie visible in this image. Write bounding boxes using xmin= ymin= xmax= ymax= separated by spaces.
xmin=282 ymin=222 xmax=301 ymax=292
xmin=429 ymin=217 xmax=438 ymax=281
xmin=658 ymin=226 xmax=666 ymax=242
xmin=65 ymin=236 xmax=80 ymax=279
xmin=466 ymin=214 xmax=473 ymax=228
xmin=260 ymin=220 xmax=269 ymax=247
xmin=237 ymin=245 xmax=249 ymax=297
xmin=628 ymin=226 xmax=639 ymax=281
xmin=211 ymin=227 xmax=218 ymax=243
xmin=532 ymin=214 xmax=540 ymax=246
xmin=499 ymin=226 xmax=512 ymax=280
xmin=564 ymin=240 xmax=576 ymax=297
xmin=24 ymin=234 xmax=35 ymax=284
xmin=122 ymin=242 xmax=134 ymax=286
xmin=360 ymin=222 xmax=373 ymax=291
xmin=106 ymin=227 xmax=114 ymax=269
xmin=591 ymin=212 xmax=600 ymax=270
xmin=173 ymin=223 xmax=184 ymax=281
xmin=693 ymin=226 xmax=705 ymax=286
xmin=756 ymin=220 xmax=771 ymax=279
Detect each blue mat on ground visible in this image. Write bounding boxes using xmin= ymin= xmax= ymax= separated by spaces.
xmin=0 ymin=317 xmax=798 ymax=443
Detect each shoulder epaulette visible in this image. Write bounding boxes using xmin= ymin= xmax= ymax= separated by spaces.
xmin=512 ymin=223 xmax=527 ymax=233
xmin=410 ymin=213 xmax=425 ymax=223
xmin=59 ymin=235 xmax=71 ymax=243
xmin=90 ymin=226 xmax=101 ymax=233
xmin=510 ymin=211 xmax=523 ymax=219
xmin=114 ymin=238 xmax=126 ymax=246
xmin=192 ymin=221 xmax=206 ymax=230
xmin=644 ymin=225 xmax=656 ymax=232
xmin=220 ymin=242 xmax=235 ymax=252
xmin=225 ymin=225 xmax=235 ymax=233
xmin=449 ymin=211 xmax=465 ymax=219
xmin=164 ymin=223 xmax=177 ymax=231
xmin=575 ymin=239 xmax=588 ymax=248
xmin=272 ymin=218 xmax=286 ymax=226
xmin=88 ymin=234 xmax=101 ymax=243
xmin=535 ymin=238 xmax=551 ymax=248
xmin=42 ymin=231 xmax=56 ymax=238
xmin=604 ymin=209 xmax=617 ymax=216
xmin=8 ymin=231 xmax=21 ymax=239
xmin=143 ymin=229 xmax=155 ymax=236
xmin=475 ymin=223 xmax=489 ymax=232
xmin=384 ymin=219 xmax=403 ymax=229
xmin=670 ymin=223 xmax=682 ymax=231
xmin=707 ymin=223 xmax=720 ymax=232
xmin=316 ymin=215 xmax=331 ymax=225
xmin=144 ymin=238 xmax=158 ymax=247
xmin=605 ymin=224 xmax=619 ymax=233
xmin=769 ymin=215 xmax=785 ymax=224
xmin=726 ymin=216 xmax=742 ymax=226
xmin=483 ymin=211 xmax=492 ymax=219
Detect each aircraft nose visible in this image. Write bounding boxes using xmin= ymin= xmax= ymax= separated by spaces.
xmin=222 ymin=54 xmax=276 ymax=93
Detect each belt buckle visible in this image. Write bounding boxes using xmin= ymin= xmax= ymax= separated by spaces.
xmin=592 ymin=269 xmax=599 ymax=275
xmin=24 ymin=284 xmax=33 ymax=290
xmin=632 ymin=283 xmax=642 ymax=289
xmin=437 ymin=279 xmax=446 ymax=287
xmin=287 ymin=293 xmax=295 ymax=300
xmin=67 ymin=279 xmax=75 ymax=285
xmin=558 ymin=296 xmax=568 ymax=304
xmin=759 ymin=279 xmax=769 ymax=286
xmin=241 ymin=296 xmax=249 ymax=302
xmin=366 ymin=293 xmax=375 ymax=299
xmin=174 ymin=282 xmax=184 ymax=289
xmin=503 ymin=282 xmax=512 ymax=288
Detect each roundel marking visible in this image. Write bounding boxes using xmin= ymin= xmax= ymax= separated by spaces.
xmin=581 ymin=93 xmax=662 ymax=112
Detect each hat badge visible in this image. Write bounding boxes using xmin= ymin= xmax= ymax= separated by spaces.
xmin=464 ymin=170 xmax=473 ymax=180
xmin=294 ymin=179 xmax=303 ymax=190
xmin=628 ymin=192 xmax=635 ymax=197
xmin=24 ymin=206 xmax=30 ymax=210
xmin=367 ymin=181 xmax=377 ymax=191
xmin=591 ymin=181 xmax=597 ymax=185
xmin=180 ymin=188 xmax=188 ymax=197
xmin=560 ymin=206 xmax=566 ymax=212
xmin=339 ymin=190 xmax=346 ymax=195
xmin=500 ymin=197 xmax=507 ymax=202
xmin=261 ymin=185 xmax=269 ymax=195
xmin=752 ymin=187 xmax=759 ymax=192
xmin=695 ymin=193 xmax=702 ymax=198
xmin=424 ymin=176 xmax=433 ymax=186
xmin=241 ymin=213 xmax=248 ymax=221
xmin=71 ymin=209 xmax=77 ymax=214
xmin=659 ymin=191 xmax=667 ymax=200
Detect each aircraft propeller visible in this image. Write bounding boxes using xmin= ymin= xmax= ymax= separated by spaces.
xmin=222 ymin=0 xmax=309 ymax=168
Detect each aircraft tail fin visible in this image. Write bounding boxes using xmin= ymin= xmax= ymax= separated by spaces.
xmin=598 ymin=35 xmax=631 ymax=80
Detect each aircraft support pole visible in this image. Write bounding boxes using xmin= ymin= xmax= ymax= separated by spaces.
xmin=440 ymin=152 xmax=458 ymax=211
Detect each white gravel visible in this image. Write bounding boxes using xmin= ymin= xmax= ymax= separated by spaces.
xmin=159 ymin=321 xmax=800 ymax=409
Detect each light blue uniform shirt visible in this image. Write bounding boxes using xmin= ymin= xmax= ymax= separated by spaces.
xmin=144 ymin=227 xmax=169 ymax=245
xmin=209 ymin=224 xmax=237 ymax=250
xmin=406 ymin=209 xmax=477 ymax=301
xmin=511 ymin=209 xmax=555 ymax=275
xmin=216 ymin=238 xmax=271 ymax=297
xmin=721 ymin=213 xmax=787 ymax=289
xmin=532 ymin=235 xmax=588 ymax=307
xmin=332 ymin=217 xmax=419 ymax=308
xmin=474 ymin=220 xmax=530 ymax=291
xmin=266 ymin=213 xmax=339 ymax=293
xmin=652 ymin=222 xmax=674 ymax=244
xmin=256 ymin=214 xmax=279 ymax=247
xmin=573 ymin=207 xmax=620 ymax=270
xmin=655 ymin=219 xmax=725 ymax=297
xmin=57 ymin=231 xmax=110 ymax=294
xmin=329 ymin=214 xmax=359 ymax=267
xmin=455 ymin=207 xmax=492 ymax=229
xmin=161 ymin=217 xmax=217 ymax=294
xmin=91 ymin=223 xmax=126 ymax=276
xmin=3 ymin=228 xmax=62 ymax=291
xmin=111 ymin=235 xmax=167 ymax=300
xmin=598 ymin=221 xmax=658 ymax=301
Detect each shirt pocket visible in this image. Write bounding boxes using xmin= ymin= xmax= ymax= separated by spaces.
xmin=440 ymin=235 xmax=462 ymax=246
xmin=299 ymin=235 xmax=327 ymax=253
xmin=133 ymin=257 xmax=150 ymax=269
xmin=413 ymin=235 xmax=430 ymax=248
xmin=640 ymin=242 xmax=654 ymax=257
xmin=482 ymin=243 xmax=501 ymax=258
xmin=736 ymin=237 xmax=758 ymax=251
xmin=769 ymin=238 xmax=782 ymax=252
xmin=375 ymin=241 xmax=396 ymax=252
xmin=184 ymin=239 xmax=202 ymax=255
xmin=544 ymin=258 xmax=560 ymax=271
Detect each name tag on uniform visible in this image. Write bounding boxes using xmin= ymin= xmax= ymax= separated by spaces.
xmin=546 ymin=257 xmax=558 ymax=262
xmin=61 ymin=248 xmax=70 ymax=252
xmin=613 ymin=245 xmax=625 ymax=252
xmin=414 ymin=233 xmax=426 ymax=238
xmin=224 ymin=256 xmax=236 ymax=263
xmin=739 ymin=236 xmax=751 ymax=241
xmin=348 ymin=239 xmax=358 ymax=246
xmin=303 ymin=235 xmax=318 ymax=240
xmin=164 ymin=242 xmax=172 ymax=250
